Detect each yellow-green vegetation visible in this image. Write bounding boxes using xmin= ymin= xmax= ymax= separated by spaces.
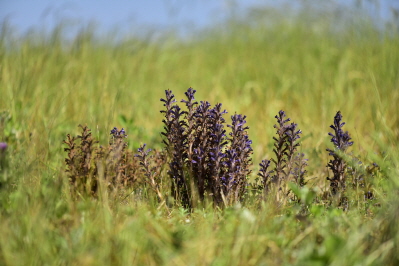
xmin=1 ymin=8 xmax=399 ymax=265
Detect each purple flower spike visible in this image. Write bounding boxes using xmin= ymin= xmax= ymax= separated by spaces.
xmin=326 ymin=111 xmax=353 ymax=195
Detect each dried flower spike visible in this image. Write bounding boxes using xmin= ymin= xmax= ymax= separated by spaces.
xmin=135 ymin=144 xmax=164 ymax=202
xmin=258 ymin=159 xmax=272 ymax=195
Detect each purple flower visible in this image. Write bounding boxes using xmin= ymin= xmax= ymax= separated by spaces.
xmin=259 ymin=110 xmax=305 ymax=199
xmin=0 ymin=142 xmax=8 ymax=171
xmin=161 ymin=89 xmax=191 ymax=207
xmin=271 ymin=110 xmax=303 ymax=185
xmin=0 ymin=142 xmax=7 ymax=151
xmin=326 ymin=111 xmax=353 ymax=195
xmin=110 ymin=127 xmax=127 ymax=138
xmin=160 ymin=88 xmax=253 ymax=206
xmin=327 ymin=111 xmax=353 ymax=151
xmin=222 ymin=113 xmax=253 ymax=202
xmin=258 ymin=159 xmax=272 ymax=187
xmin=0 ymin=142 xmax=7 ymax=161
xmin=181 ymin=87 xmax=197 ymax=107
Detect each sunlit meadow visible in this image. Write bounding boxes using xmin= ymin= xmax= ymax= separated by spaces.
xmin=0 ymin=4 xmax=399 ymax=266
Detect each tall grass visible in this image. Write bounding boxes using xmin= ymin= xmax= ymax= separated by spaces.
xmin=1 ymin=5 xmax=399 ymax=265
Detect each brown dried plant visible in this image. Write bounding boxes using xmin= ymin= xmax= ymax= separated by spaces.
xmin=64 ymin=125 xmax=144 ymax=199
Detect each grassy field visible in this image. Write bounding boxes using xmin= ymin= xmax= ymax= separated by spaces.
xmin=1 ymin=7 xmax=399 ymax=266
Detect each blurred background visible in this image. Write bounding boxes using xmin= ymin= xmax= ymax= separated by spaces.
xmin=1 ymin=0 xmax=398 ymax=165
xmin=1 ymin=0 xmax=399 ymax=39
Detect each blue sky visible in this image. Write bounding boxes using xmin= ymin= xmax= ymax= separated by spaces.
xmin=1 ymin=1 xmax=259 ymax=35
xmin=1 ymin=0 xmax=398 ymax=37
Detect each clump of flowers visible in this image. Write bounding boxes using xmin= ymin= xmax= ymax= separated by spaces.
xmin=160 ymin=88 xmax=253 ymax=207
xmin=61 ymin=88 xmax=381 ymax=212
xmin=63 ymin=125 xmax=143 ymax=199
